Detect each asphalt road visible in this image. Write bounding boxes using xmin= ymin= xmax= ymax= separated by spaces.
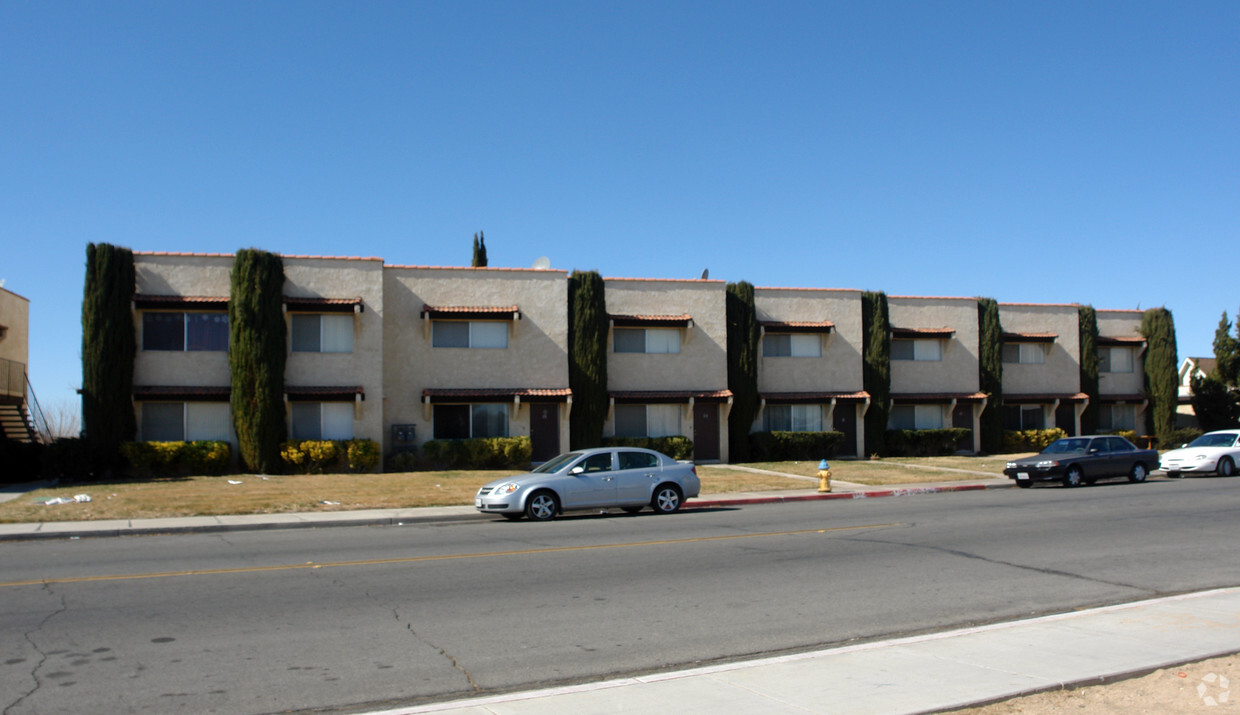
xmin=4 ymin=477 xmax=1240 ymax=714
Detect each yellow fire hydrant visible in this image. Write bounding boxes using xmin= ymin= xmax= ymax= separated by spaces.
xmin=817 ymin=459 xmax=832 ymax=493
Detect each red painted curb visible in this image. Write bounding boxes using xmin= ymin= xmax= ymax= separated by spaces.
xmin=686 ymin=483 xmax=1001 ymax=509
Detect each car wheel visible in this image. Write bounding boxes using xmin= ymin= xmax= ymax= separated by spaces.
xmin=1219 ymin=457 xmax=1236 ymax=478
xmin=1062 ymin=466 xmax=1083 ymax=488
xmin=622 ymin=506 xmax=643 ymax=514
xmin=1016 ymin=480 xmax=1034 ymax=489
xmin=1128 ymin=463 xmax=1148 ymax=483
xmin=651 ymin=484 xmax=683 ymax=514
xmin=525 ymin=491 xmax=558 ymax=521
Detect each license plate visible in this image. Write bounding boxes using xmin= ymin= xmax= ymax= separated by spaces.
xmin=1016 ymin=473 xmax=1030 ymax=481
xmin=474 ymin=498 xmax=482 ymax=508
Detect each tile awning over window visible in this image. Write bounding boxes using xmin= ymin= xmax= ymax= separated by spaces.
xmin=759 ymin=320 xmax=835 ymax=334
xmin=609 ymin=314 xmax=693 ymax=328
xmin=133 ymin=295 xmax=229 ymax=310
xmin=1002 ymin=392 xmax=1090 ymax=403
xmin=891 ymin=327 xmax=955 ymax=339
xmin=760 ymin=391 xmax=870 ymax=404
xmin=133 ymin=385 xmax=230 ymax=401
xmin=609 ymin=389 xmax=732 ymax=403
xmin=1001 ymin=331 xmax=1057 ymax=343
xmin=285 ymin=386 xmax=365 ymax=402
xmin=1098 ymin=393 xmax=1148 ymax=403
xmin=422 ymin=388 xmax=572 ymax=402
xmin=285 ymin=296 xmax=365 ymax=313
xmin=890 ymin=392 xmax=988 ymax=404
xmin=421 ymin=305 xmax=521 ymax=321
xmin=1098 ymin=336 xmax=1146 ymax=346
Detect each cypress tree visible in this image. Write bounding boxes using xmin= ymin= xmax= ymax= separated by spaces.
xmin=1190 ymin=374 xmax=1239 ymax=431
xmin=471 ymin=232 xmax=488 ymax=267
xmin=81 ymin=243 xmax=136 ymax=468
xmin=1140 ymin=307 xmax=1178 ymax=441
xmin=977 ymin=297 xmax=1004 ymax=453
xmin=568 ymin=270 xmax=607 ymax=449
xmin=1213 ymin=311 xmax=1239 ymax=386
xmin=861 ymin=291 xmax=890 ymax=456
xmin=229 ymin=249 xmax=287 ymax=473
xmin=725 ymin=281 xmax=759 ymax=462
xmin=1078 ymin=306 xmax=1100 ymax=435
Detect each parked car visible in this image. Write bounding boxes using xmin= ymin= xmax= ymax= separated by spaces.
xmin=1159 ymin=430 xmax=1240 ymax=478
xmin=475 ymin=447 xmax=701 ymax=521
xmin=1004 ymin=435 xmax=1159 ymax=488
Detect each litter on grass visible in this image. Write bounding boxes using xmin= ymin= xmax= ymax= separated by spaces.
xmin=320 ymin=500 xmax=340 ymax=505
xmin=36 ymin=494 xmax=92 ymax=506
xmin=228 ymin=480 xmax=243 ymax=485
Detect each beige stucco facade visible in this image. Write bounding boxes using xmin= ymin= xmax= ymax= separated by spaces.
xmin=999 ymin=303 xmax=1084 ymax=433
xmin=1096 ymin=309 xmax=1148 ymax=431
xmin=0 ymin=286 xmax=30 ymax=401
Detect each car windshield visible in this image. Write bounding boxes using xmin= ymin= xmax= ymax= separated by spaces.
xmin=1188 ymin=433 xmax=1240 ymax=448
xmin=532 ymin=452 xmax=582 ymax=474
xmin=1044 ymin=438 xmax=1091 ymax=454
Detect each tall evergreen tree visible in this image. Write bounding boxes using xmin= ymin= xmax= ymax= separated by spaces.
xmin=1213 ymin=311 xmax=1239 ymax=386
xmin=81 ymin=243 xmax=136 ymax=468
xmin=861 ymin=291 xmax=890 ymax=456
xmin=1078 ymin=306 xmax=1100 ymax=435
xmin=1141 ymin=307 xmax=1178 ymax=440
xmin=1190 ymin=374 xmax=1239 ymax=431
xmin=977 ymin=298 xmax=1004 ymax=453
xmin=725 ymin=281 xmax=759 ymax=462
xmin=568 ymin=270 xmax=607 ymax=449
xmin=471 ymin=232 xmax=488 ymax=267
xmin=229 ymin=249 xmax=287 ymax=473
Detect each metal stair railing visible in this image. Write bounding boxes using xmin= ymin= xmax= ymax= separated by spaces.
xmin=23 ymin=371 xmax=52 ymax=443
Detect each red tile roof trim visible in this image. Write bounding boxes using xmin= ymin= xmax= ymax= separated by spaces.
xmin=1001 ymin=331 xmax=1058 ymax=343
xmin=760 ymin=391 xmax=870 ymax=404
xmin=134 ymin=295 xmax=229 ymax=309
xmin=609 ymin=389 xmax=733 ymax=403
xmin=759 ymin=320 xmax=835 ymax=333
xmin=423 ymin=388 xmax=572 ymax=402
xmin=1098 ymin=394 xmax=1148 ymax=403
xmin=890 ymin=392 xmax=989 ymax=403
xmin=755 ymin=286 xmax=862 ymax=294
xmin=604 ymin=277 xmax=726 ymax=284
xmin=1002 ymin=393 xmax=1090 ymax=403
xmin=285 ymin=386 xmax=364 ymax=401
xmin=892 ymin=327 xmax=956 ymax=339
xmin=609 ymin=313 xmax=693 ymax=327
xmin=1097 ymin=336 xmax=1146 ymax=345
xmin=133 ymin=385 xmax=230 ymax=401
xmin=285 ymin=296 xmax=364 ymax=313
xmin=385 ymin=264 xmax=567 ymax=274
xmin=421 ymin=305 xmax=520 ymax=320
xmin=134 ymin=251 xmax=383 ymax=262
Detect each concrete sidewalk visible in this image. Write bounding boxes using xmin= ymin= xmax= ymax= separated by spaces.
xmin=0 ymin=477 xmax=1013 ymax=541
xmin=381 ymin=588 xmax=1240 ymax=715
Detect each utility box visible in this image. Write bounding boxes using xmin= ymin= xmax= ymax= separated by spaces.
xmin=391 ymin=424 xmax=417 ymax=452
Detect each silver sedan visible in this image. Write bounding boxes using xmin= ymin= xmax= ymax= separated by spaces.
xmin=475 ymin=447 xmax=701 ymax=521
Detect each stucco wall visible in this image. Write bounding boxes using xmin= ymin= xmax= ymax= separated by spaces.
xmin=754 ymin=287 xmax=863 ymax=393
xmin=998 ymin=303 xmax=1080 ymax=396
xmin=1097 ymin=310 xmax=1146 ymax=396
xmin=382 ymin=266 xmax=570 ymax=451
xmin=888 ymin=297 xmax=980 ymax=395
xmin=133 ymin=254 xmax=234 ymax=388
xmin=604 ymin=279 xmax=727 ymax=392
xmin=0 ymin=287 xmax=30 ymax=367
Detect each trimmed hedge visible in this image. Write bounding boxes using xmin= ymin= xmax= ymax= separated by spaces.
xmin=1160 ymin=427 xmax=1203 ymax=450
xmin=1103 ymin=429 xmax=1138 ymax=444
xmin=421 ymin=437 xmax=533 ymax=469
xmin=280 ymin=439 xmax=381 ymax=473
xmin=748 ymin=431 xmax=845 ymax=461
xmin=385 ymin=450 xmax=419 ymax=473
xmin=884 ymin=429 xmax=972 ymax=457
xmin=601 ymin=436 xmax=694 ymax=460
xmin=1001 ymin=428 xmax=1068 ymax=453
xmin=121 ymin=441 xmax=232 ymax=476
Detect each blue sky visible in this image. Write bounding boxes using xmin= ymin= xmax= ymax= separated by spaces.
xmin=3 ymin=1 xmax=1237 ymax=414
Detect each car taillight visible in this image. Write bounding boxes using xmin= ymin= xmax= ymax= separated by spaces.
xmin=691 ymin=465 xmax=697 ymax=477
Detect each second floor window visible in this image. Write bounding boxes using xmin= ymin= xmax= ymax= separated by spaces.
xmin=143 ymin=312 xmax=228 ymax=351
xmin=291 ymin=314 xmax=353 ymax=353
xmin=1002 ymin=343 xmax=1045 ymax=365
xmin=1098 ymin=346 xmax=1134 ymax=373
xmin=614 ymin=328 xmax=680 ymax=354
xmin=891 ymin=338 xmax=942 ymax=362
xmin=764 ymin=334 xmax=821 ymax=358
xmin=432 ymin=321 xmax=508 ymax=349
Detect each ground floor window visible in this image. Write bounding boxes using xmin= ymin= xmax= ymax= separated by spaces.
xmin=1003 ymin=405 xmax=1045 ymax=431
xmin=613 ymin=404 xmax=681 ymax=438
xmin=141 ymin=402 xmax=232 ymax=442
xmin=290 ymin=402 xmax=354 ymax=441
xmin=1098 ymin=403 xmax=1136 ymax=432
xmin=764 ymin=404 xmax=823 ymax=432
xmin=889 ymin=404 xmax=944 ymax=430
xmin=433 ymin=403 xmax=509 ymax=439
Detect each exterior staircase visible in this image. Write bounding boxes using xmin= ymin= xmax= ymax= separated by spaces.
xmin=0 ymin=400 xmax=38 ymax=443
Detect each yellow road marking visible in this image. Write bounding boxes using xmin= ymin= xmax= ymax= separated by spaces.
xmin=0 ymin=523 xmax=899 ymax=588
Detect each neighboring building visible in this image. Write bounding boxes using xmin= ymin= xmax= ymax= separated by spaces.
xmin=1095 ymin=309 xmax=1148 ymax=433
xmin=603 ymin=278 xmax=731 ymax=462
xmin=753 ymin=287 xmax=867 ymax=457
xmin=887 ymin=296 xmax=986 ymax=454
xmin=0 ymin=285 xmax=38 ymax=442
xmin=1176 ymin=356 xmax=1217 ymax=428
xmin=998 ymin=303 xmax=1088 ymax=434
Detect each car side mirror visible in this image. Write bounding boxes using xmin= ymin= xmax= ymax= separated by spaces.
xmin=570 ymin=466 xmax=585 ymax=475
xmin=1089 ymin=448 xmax=1099 ymax=454
xmin=1181 ymin=443 xmax=1188 ymax=448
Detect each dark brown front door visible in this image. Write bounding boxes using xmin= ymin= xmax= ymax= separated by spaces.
xmin=952 ymin=404 xmax=974 ymax=452
xmin=530 ymin=404 xmax=559 ymax=462
xmin=833 ymin=404 xmax=857 ymax=457
xmin=693 ymin=403 xmax=719 ymax=461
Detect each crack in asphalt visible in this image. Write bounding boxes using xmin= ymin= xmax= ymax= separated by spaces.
xmin=847 ymin=534 xmax=1157 ymax=594
xmin=391 ymin=608 xmax=479 ymax=692
xmin=4 ymin=584 xmax=67 ymax=715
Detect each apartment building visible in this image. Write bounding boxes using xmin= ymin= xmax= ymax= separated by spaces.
xmin=887 ymin=296 xmax=986 ymax=453
xmin=0 ymin=285 xmax=37 ymax=442
xmin=753 ymin=287 xmax=867 ymax=457
xmin=998 ymin=302 xmax=1087 ymax=434
xmin=1095 ymin=309 xmax=1148 ymax=433
xmin=602 ymin=278 xmax=731 ymax=462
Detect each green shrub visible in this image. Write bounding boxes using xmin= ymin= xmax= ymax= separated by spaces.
xmin=420 ymin=437 xmax=533 ymax=469
xmin=1001 ymin=428 xmax=1068 ymax=453
xmin=748 ymin=431 xmax=846 ymax=461
xmin=386 ymin=450 xmax=419 ymax=472
xmin=884 ymin=429 xmax=972 ymax=457
xmin=601 ymin=436 xmax=694 ymax=460
xmin=41 ymin=438 xmax=96 ymax=481
xmin=120 ymin=441 xmax=232 ymax=477
xmin=0 ymin=440 xmax=43 ymax=483
xmin=346 ymin=439 xmax=381 ymax=472
xmin=280 ymin=440 xmax=345 ymax=473
xmin=1160 ymin=427 xmax=1203 ymax=450
xmin=1103 ymin=429 xmax=1139 ymax=444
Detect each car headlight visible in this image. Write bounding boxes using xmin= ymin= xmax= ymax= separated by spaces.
xmin=1195 ymin=455 xmax=1210 ymax=461
xmin=493 ymin=482 xmax=521 ymax=495
xmin=1036 ymin=460 xmax=1058 ymax=468
xmin=1006 ymin=462 xmax=1017 ymax=469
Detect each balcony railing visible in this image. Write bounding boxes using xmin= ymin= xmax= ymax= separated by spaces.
xmin=1 ymin=357 xmax=25 ymax=399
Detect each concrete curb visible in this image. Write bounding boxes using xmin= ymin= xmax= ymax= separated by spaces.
xmin=686 ymin=482 xmax=1009 ymax=509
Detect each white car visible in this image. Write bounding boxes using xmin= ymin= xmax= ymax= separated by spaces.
xmin=1160 ymin=430 xmax=1240 ymax=478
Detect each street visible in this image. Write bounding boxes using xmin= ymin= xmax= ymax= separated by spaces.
xmin=4 ymin=478 xmax=1240 ymax=714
